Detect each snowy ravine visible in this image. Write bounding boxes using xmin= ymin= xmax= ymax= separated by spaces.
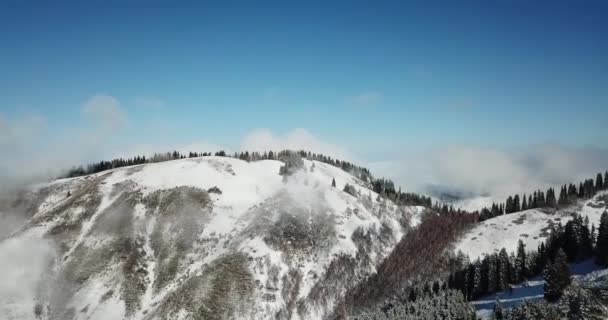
xmin=0 ymin=156 xmax=426 ymax=320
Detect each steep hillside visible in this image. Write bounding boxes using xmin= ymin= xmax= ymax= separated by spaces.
xmin=0 ymin=156 xmax=426 ymax=320
xmin=455 ymin=190 xmax=608 ymax=259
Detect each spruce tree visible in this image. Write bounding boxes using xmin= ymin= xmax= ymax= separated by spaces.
xmin=596 ymin=172 xmax=604 ymax=190
xmin=487 ymin=254 xmax=498 ymax=293
xmin=515 ymin=239 xmax=527 ymax=282
xmin=581 ymin=216 xmax=593 ymax=259
xmin=563 ymin=220 xmax=579 ymax=262
xmin=558 ymin=185 xmax=568 ymax=206
xmin=546 ymin=188 xmax=557 ymax=208
xmin=595 ymin=211 xmax=608 ymax=266
xmin=331 ymin=178 xmax=336 ymax=188
xmin=497 ymin=248 xmax=510 ymax=291
xmin=544 ymin=249 xmax=571 ymax=302
xmin=505 ymin=196 xmax=514 ymax=214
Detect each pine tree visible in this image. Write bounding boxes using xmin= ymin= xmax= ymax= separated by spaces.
xmin=515 ymin=239 xmax=527 ymax=282
xmin=538 ymin=190 xmax=546 ymax=207
xmin=472 ymin=260 xmax=483 ymax=299
xmin=487 ymin=254 xmax=498 ymax=293
xmin=596 ymin=172 xmax=604 ymax=191
xmin=497 ymin=248 xmax=510 ymax=291
xmin=513 ymin=194 xmax=521 ymax=212
xmin=534 ymin=242 xmax=547 ymax=274
xmin=546 ymin=188 xmax=557 ymax=208
xmin=595 ymin=211 xmax=608 ymax=266
xmin=563 ymin=284 xmax=590 ymax=320
xmin=581 ymin=216 xmax=593 ymax=259
xmin=558 ymin=185 xmax=568 ymax=206
xmin=563 ymin=220 xmax=579 ymax=262
xmin=544 ymin=249 xmax=571 ymax=302
xmin=505 ymin=196 xmax=514 ymax=214
xmin=521 ymin=194 xmax=528 ymax=211
xmin=331 ymin=178 xmax=336 ymax=188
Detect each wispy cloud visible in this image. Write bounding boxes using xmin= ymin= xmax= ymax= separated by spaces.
xmin=0 ymin=94 xmax=130 ymax=193
xmin=240 ymin=128 xmax=354 ymax=161
xmin=83 ymin=94 xmax=127 ymax=130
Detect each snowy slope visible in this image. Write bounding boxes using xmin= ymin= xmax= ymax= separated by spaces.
xmin=473 ymin=259 xmax=608 ymax=319
xmin=0 ymin=156 xmax=423 ymax=320
xmin=455 ymin=190 xmax=608 ymax=260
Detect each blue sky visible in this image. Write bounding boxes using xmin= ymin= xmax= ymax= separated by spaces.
xmin=1 ymin=0 xmax=607 ymax=162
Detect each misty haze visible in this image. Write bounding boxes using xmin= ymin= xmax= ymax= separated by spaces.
xmin=1 ymin=2 xmax=607 ymax=320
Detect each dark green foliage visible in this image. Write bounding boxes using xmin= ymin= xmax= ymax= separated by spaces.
xmin=447 ymin=213 xmax=594 ymax=305
xmin=544 ymin=249 xmax=571 ymax=302
xmin=514 ymin=240 xmax=526 ymax=283
xmin=595 ymin=211 xmax=608 ymax=266
xmin=479 ymin=171 xmax=607 ymax=221
xmin=352 ymin=287 xmax=475 ymax=320
xmin=493 ymin=280 xmax=608 ymax=320
xmin=596 ymin=173 xmax=604 ymax=191
xmin=563 ymin=214 xmax=593 ymax=262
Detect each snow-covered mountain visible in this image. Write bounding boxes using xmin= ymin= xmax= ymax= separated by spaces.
xmin=0 ymin=156 xmax=426 ymax=320
xmin=455 ymin=190 xmax=608 ymax=259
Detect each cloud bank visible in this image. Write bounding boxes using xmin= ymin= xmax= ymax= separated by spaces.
xmin=2 ymin=98 xmax=607 ymax=208
xmin=0 ymin=94 xmax=130 ymax=193
xmin=369 ymin=144 xmax=608 ymax=203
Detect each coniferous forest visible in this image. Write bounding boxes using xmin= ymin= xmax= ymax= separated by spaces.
xmin=479 ymin=172 xmax=608 ymax=221
xmin=350 ymin=211 xmax=608 ymax=320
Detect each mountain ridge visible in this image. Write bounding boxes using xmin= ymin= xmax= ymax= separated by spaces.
xmin=1 ymin=155 xmax=426 ymax=320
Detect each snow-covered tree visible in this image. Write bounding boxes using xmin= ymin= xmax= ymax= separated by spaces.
xmin=544 ymin=249 xmax=571 ymax=302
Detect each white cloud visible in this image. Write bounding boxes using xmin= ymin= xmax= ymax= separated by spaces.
xmin=3 ymin=99 xmax=607 ymax=214
xmin=0 ymin=236 xmax=56 ymax=318
xmin=83 ymin=94 xmax=127 ymax=129
xmin=240 ymin=128 xmax=354 ymax=161
xmin=369 ymin=144 xmax=608 ymax=203
xmin=0 ymin=94 xmax=130 ymax=193
xmin=350 ymin=92 xmax=382 ymax=107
